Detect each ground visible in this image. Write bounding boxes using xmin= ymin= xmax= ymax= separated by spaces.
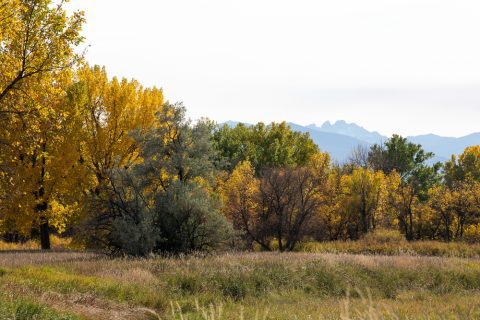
xmin=1 ymin=249 xmax=480 ymax=319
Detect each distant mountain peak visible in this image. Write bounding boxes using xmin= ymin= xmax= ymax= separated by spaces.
xmin=221 ymin=120 xmax=480 ymax=164
xmin=313 ymin=120 xmax=386 ymax=144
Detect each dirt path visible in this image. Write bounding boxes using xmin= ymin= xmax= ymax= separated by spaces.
xmin=41 ymin=291 xmax=162 ymax=320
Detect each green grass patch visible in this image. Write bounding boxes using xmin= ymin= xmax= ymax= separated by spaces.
xmin=5 ymin=266 xmax=168 ymax=309
xmin=0 ymin=294 xmax=80 ymax=320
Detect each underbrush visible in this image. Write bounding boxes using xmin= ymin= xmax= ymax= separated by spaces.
xmin=298 ymin=229 xmax=480 ymax=258
xmin=0 ymin=235 xmax=76 ymax=251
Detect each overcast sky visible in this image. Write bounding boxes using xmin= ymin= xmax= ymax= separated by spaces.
xmin=66 ymin=0 xmax=480 ymax=137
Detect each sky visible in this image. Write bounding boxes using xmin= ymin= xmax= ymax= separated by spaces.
xmin=66 ymin=0 xmax=480 ymax=137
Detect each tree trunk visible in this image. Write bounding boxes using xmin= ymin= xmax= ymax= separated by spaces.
xmin=361 ymin=209 xmax=368 ymax=234
xmin=277 ymin=236 xmax=284 ymax=252
xmin=408 ymin=209 xmax=414 ymax=240
xmin=39 ymin=217 xmax=51 ymax=250
xmin=36 ymin=142 xmax=50 ymax=250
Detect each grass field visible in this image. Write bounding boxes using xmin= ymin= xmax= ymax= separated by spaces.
xmin=1 ymin=248 xmax=480 ymax=319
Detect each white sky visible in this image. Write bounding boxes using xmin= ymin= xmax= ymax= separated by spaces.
xmin=66 ymin=0 xmax=480 ymax=137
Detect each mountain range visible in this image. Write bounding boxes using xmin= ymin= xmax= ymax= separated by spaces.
xmin=223 ymin=120 xmax=480 ymax=163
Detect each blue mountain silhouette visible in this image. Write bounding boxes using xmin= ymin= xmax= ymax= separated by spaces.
xmin=222 ymin=120 xmax=480 ymax=163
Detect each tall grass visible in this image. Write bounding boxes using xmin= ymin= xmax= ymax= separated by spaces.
xmin=0 ymin=293 xmax=81 ymax=320
xmin=0 ymin=235 xmax=77 ymax=251
xmin=298 ymin=230 xmax=480 ymax=258
xmin=1 ymin=250 xmax=480 ymax=319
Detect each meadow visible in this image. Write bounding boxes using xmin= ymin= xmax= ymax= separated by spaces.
xmin=1 ymin=243 xmax=480 ymax=320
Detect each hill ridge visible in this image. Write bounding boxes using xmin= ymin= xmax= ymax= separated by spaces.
xmin=222 ymin=120 xmax=480 ymax=163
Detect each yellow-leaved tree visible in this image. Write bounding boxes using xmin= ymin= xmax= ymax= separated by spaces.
xmin=65 ymin=65 xmax=164 ymax=246
xmin=222 ymin=152 xmax=331 ymax=251
xmin=445 ymin=146 xmax=480 ymax=186
xmin=220 ymin=160 xmax=260 ymax=249
xmin=69 ymin=65 xmax=164 ymax=190
xmin=0 ymin=0 xmax=84 ymax=249
xmin=342 ymin=168 xmax=386 ymax=235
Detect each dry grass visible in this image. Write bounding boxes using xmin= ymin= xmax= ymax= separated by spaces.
xmin=1 ymin=250 xmax=480 ymax=319
xmin=298 ymin=232 xmax=480 ymax=258
xmin=0 ymin=235 xmax=77 ymax=251
xmin=0 ymin=250 xmax=100 ymax=268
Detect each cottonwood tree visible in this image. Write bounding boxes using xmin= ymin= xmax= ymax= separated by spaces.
xmin=444 ymin=146 xmax=480 ymax=187
xmin=0 ymin=0 xmax=84 ymax=249
xmin=313 ymin=167 xmax=351 ymax=240
xmin=342 ymin=168 xmax=386 ymax=234
xmin=428 ymin=185 xmax=455 ymax=241
xmin=368 ymin=135 xmax=439 ymax=180
xmin=67 ymin=65 xmax=164 ymax=249
xmin=0 ymin=0 xmax=84 ymax=105
xmin=426 ymin=181 xmax=480 ymax=241
xmin=369 ymin=135 xmax=441 ymax=240
xmin=214 ymin=122 xmax=319 ymax=173
xmin=67 ymin=65 xmax=164 ymax=193
xmin=223 ymin=152 xmax=330 ymax=251
xmin=220 ymin=161 xmax=261 ymax=249
xmin=450 ymin=181 xmax=480 ymax=239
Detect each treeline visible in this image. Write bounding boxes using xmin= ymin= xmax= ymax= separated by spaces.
xmin=218 ymin=126 xmax=480 ymax=250
xmin=1 ymin=1 xmax=480 ymax=254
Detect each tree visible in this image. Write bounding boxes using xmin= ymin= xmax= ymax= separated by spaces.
xmin=370 ymin=135 xmax=441 ymax=240
xmin=67 ymin=65 xmax=164 ymax=193
xmin=214 ymin=122 xmax=318 ymax=173
xmin=0 ymin=0 xmax=85 ymax=249
xmin=133 ymin=103 xmax=233 ymax=253
xmin=0 ymin=0 xmax=84 ymax=105
xmin=368 ymin=135 xmax=439 ymax=181
xmin=342 ymin=168 xmax=386 ymax=234
xmin=0 ymin=74 xmax=87 ymax=248
xmin=428 ymin=185 xmax=455 ymax=241
xmin=212 ymin=123 xmax=253 ymax=172
xmin=423 ymin=182 xmax=480 ymax=242
xmin=79 ymin=102 xmax=233 ymax=254
xmin=449 ymin=181 xmax=480 ymax=239
xmin=313 ymin=167 xmax=351 ymax=240
xmin=444 ymin=146 xmax=480 ymax=187
xmin=64 ymin=65 xmax=164 ymax=251
xmin=154 ymin=181 xmax=232 ymax=252
xmin=347 ymin=145 xmax=370 ymax=169
xmin=222 ymin=152 xmax=330 ymax=251
xmin=220 ymin=161 xmax=261 ymax=249
xmin=384 ymin=171 xmax=420 ymax=240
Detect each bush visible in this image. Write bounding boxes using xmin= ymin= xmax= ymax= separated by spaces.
xmin=464 ymin=224 xmax=480 ymax=243
xmin=154 ymin=181 xmax=234 ymax=253
xmin=110 ymin=210 xmax=159 ymax=256
xmin=362 ymin=229 xmax=406 ymax=245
